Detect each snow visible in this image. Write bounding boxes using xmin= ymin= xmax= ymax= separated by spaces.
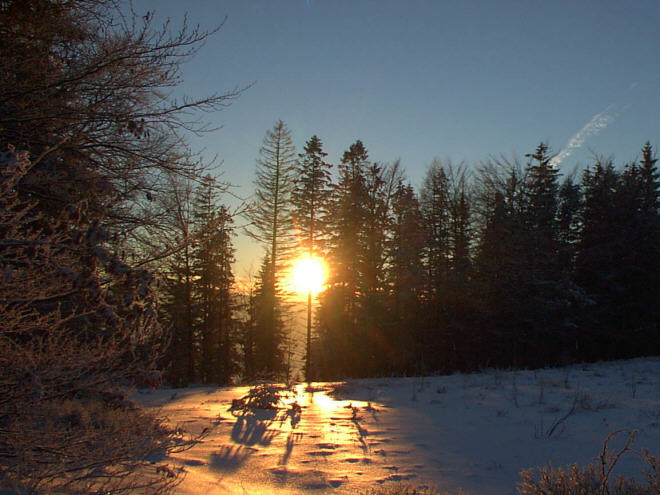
xmin=137 ymin=358 xmax=660 ymax=494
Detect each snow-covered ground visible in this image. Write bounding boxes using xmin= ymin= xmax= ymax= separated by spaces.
xmin=138 ymin=358 xmax=660 ymax=495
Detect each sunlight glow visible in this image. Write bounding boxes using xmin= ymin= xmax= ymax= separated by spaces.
xmin=288 ymin=255 xmax=328 ymax=295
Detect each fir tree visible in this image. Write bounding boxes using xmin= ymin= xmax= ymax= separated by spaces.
xmin=317 ymin=140 xmax=369 ymax=377
xmin=292 ymin=135 xmax=333 ymax=256
xmin=192 ymin=176 xmax=236 ymax=384
xmin=420 ymin=159 xmax=451 ymax=305
xmin=292 ymin=135 xmax=333 ymax=379
xmin=246 ymin=121 xmax=296 ymax=376
xmin=387 ymin=180 xmax=426 ymax=373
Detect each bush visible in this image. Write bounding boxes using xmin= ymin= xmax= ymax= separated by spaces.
xmin=359 ymin=484 xmax=468 ymax=495
xmin=0 ymin=148 xmax=180 ymax=493
xmin=230 ymin=383 xmax=285 ymax=412
xmin=518 ymin=431 xmax=659 ymax=495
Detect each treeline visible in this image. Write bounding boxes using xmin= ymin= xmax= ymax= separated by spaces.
xmin=226 ymin=122 xmax=659 ymax=381
xmin=314 ymin=141 xmax=660 ymax=377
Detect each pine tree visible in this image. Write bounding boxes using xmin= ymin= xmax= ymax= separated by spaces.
xmin=192 ymin=176 xmax=236 ymax=384
xmin=360 ymin=160 xmax=402 ymax=375
xmin=292 ymin=135 xmax=333 ymax=256
xmin=447 ymin=166 xmax=472 ymax=288
xmin=575 ymin=159 xmax=623 ymax=359
xmin=556 ymin=175 xmax=581 ymax=272
xmin=420 ymin=159 xmax=451 ymax=306
xmin=317 ymin=140 xmax=369 ymax=377
xmin=292 ymin=135 xmax=333 ymax=379
xmin=251 ymin=254 xmax=286 ymax=377
xmin=387 ymin=180 xmax=426 ymax=373
xmin=419 ymin=160 xmax=473 ymax=370
xmin=246 ymin=121 xmax=296 ymax=376
xmin=159 ymin=176 xmax=197 ymax=385
xmin=523 ymin=143 xmax=561 ymax=284
xmin=473 ymin=157 xmax=530 ymax=367
xmin=521 ymin=143 xmax=573 ymax=363
xmin=616 ymin=144 xmax=659 ymax=355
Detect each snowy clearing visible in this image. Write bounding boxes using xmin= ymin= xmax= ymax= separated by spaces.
xmin=138 ymin=358 xmax=660 ymax=494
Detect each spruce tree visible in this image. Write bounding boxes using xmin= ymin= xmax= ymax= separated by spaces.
xmin=523 ymin=143 xmax=561 ymax=284
xmin=292 ymin=135 xmax=333 ymax=256
xmin=420 ymin=159 xmax=451 ymax=306
xmin=292 ymin=135 xmax=333 ymax=379
xmin=575 ymin=159 xmax=623 ymax=359
xmin=473 ymin=158 xmax=529 ymax=367
xmin=387 ymin=180 xmax=426 ymax=373
xmin=192 ymin=176 xmax=236 ymax=384
xmin=317 ymin=140 xmax=369 ymax=377
xmin=522 ymin=143 xmax=571 ymax=363
xmin=246 ymin=121 xmax=296 ymax=377
xmin=159 ymin=176 xmax=197 ymax=385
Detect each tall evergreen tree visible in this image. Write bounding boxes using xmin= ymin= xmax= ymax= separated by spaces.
xmin=360 ymin=160 xmax=402 ymax=375
xmin=420 ymin=159 xmax=451 ymax=306
xmin=293 ymin=135 xmax=333 ymax=256
xmin=292 ymin=135 xmax=333 ymax=379
xmin=574 ymin=159 xmax=624 ymax=359
xmin=447 ymin=166 xmax=472 ymax=288
xmin=521 ymin=143 xmax=573 ymax=363
xmin=251 ymin=254 xmax=286 ymax=377
xmin=246 ymin=120 xmax=296 ymax=376
xmin=386 ymin=180 xmax=426 ymax=373
xmin=159 ymin=176 xmax=197 ymax=386
xmin=317 ymin=140 xmax=369 ymax=377
xmin=192 ymin=176 xmax=236 ymax=384
xmin=523 ymin=143 xmax=561 ymax=284
xmin=419 ymin=160 xmax=473 ymax=370
xmin=473 ymin=157 xmax=530 ymax=367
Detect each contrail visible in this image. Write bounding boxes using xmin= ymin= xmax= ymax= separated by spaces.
xmin=550 ymin=105 xmax=617 ymax=168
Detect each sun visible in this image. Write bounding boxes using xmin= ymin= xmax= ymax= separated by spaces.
xmin=288 ymin=256 xmax=328 ymax=295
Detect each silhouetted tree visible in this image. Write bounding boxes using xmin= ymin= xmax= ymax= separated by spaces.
xmin=386 ymin=180 xmax=426 ymax=373
xmin=246 ymin=121 xmax=297 ymax=377
xmin=159 ymin=175 xmax=197 ymax=385
xmin=292 ymin=135 xmax=333 ymax=379
xmin=317 ymin=140 xmax=369 ymax=376
xmin=0 ymin=0 xmax=241 ymax=242
xmin=192 ymin=176 xmax=236 ymax=384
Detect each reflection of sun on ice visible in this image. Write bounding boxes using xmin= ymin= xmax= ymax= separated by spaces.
xmin=288 ymin=256 xmax=328 ymax=295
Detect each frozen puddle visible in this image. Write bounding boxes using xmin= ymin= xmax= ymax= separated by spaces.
xmin=138 ymin=358 xmax=660 ymax=495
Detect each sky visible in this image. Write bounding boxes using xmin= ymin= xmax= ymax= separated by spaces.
xmin=134 ymin=0 xmax=660 ymax=275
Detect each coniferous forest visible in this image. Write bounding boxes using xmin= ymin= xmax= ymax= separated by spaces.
xmin=0 ymin=1 xmax=659 ymax=492
xmin=238 ymin=131 xmax=660 ymax=381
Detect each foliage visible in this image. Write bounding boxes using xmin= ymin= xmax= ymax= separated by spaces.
xmin=359 ymin=484 xmax=467 ymax=495
xmin=0 ymin=0 xmax=241 ymax=243
xmin=292 ymin=134 xmax=333 ymax=380
xmin=245 ymin=120 xmax=297 ymax=378
xmin=229 ymin=383 xmax=285 ymax=412
xmin=314 ymin=140 xmax=659 ymax=379
xmin=0 ymin=148 xmax=181 ymax=493
xmin=518 ymin=431 xmax=659 ymax=495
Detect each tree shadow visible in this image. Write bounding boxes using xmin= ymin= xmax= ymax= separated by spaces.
xmin=209 ymin=445 xmax=253 ymax=471
xmin=279 ymin=431 xmax=303 ymax=465
xmin=231 ymin=409 xmax=278 ymax=447
xmin=350 ymin=405 xmax=370 ymax=453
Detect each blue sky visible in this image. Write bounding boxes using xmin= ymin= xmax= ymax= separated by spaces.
xmin=135 ymin=0 xmax=660 ymax=273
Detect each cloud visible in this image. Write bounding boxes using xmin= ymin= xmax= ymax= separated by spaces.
xmin=550 ymin=105 xmax=617 ymax=168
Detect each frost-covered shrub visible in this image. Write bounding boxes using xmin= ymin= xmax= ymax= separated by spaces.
xmin=230 ymin=383 xmax=285 ymax=412
xmin=0 ymin=148 xmax=181 ymax=493
xmin=359 ymin=484 xmax=468 ymax=495
xmin=518 ymin=431 xmax=659 ymax=495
